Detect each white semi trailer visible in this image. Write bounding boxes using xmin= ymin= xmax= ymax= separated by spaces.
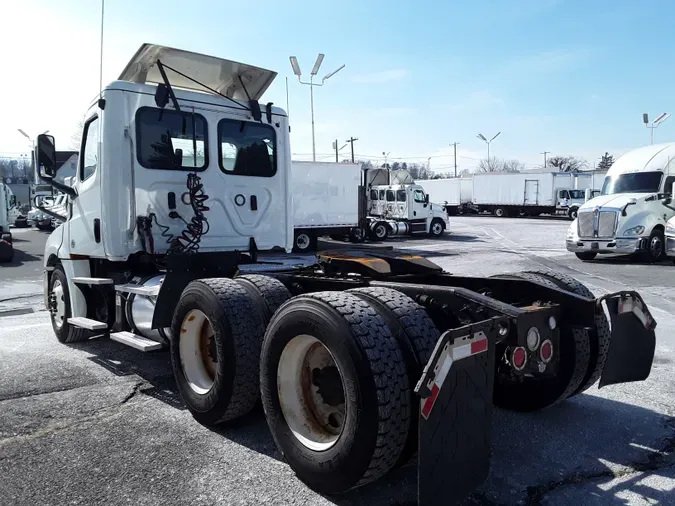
xmin=34 ymin=44 xmax=657 ymax=506
xmin=0 ymin=182 xmax=17 ymax=262
xmin=291 ymin=160 xmax=365 ymax=252
xmin=470 ymin=171 xmax=598 ymax=219
xmin=416 ymin=177 xmax=473 ymax=215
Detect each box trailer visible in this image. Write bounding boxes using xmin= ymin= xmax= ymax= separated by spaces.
xmin=416 ymin=178 xmax=473 ymax=215
xmin=471 ymin=171 xmax=597 ymax=218
xmin=291 ymin=161 xmax=365 ymax=252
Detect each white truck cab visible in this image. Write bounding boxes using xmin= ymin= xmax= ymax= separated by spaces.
xmin=567 ymin=142 xmax=675 ymax=262
xmin=367 ymin=183 xmax=447 ymax=237
xmin=0 ymin=183 xmax=16 ymax=261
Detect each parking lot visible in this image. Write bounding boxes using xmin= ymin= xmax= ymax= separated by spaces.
xmin=1 ymin=216 xmax=674 ymax=505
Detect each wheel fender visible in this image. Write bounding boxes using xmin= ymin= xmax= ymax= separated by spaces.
xmin=59 ymin=259 xmax=91 ymax=319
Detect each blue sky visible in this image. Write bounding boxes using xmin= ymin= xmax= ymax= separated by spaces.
xmin=2 ymin=0 xmax=674 ymax=172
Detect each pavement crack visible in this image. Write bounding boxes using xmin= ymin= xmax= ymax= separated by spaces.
xmin=525 ymin=422 xmax=675 ymax=505
xmin=120 ymin=381 xmax=145 ymax=405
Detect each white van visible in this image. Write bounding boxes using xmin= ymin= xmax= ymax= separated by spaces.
xmin=566 ymin=143 xmax=675 ymax=262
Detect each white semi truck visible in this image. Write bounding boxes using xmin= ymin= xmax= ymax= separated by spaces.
xmin=567 ymin=143 xmax=675 ymax=263
xmin=0 ymin=182 xmax=17 ymax=262
xmin=366 ymin=182 xmax=448 ymax=239
xmin=34 ymin=44 xmax=657 ymax=505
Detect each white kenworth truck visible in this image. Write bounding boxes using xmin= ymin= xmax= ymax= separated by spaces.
xmin=567 ymin=143 xmax=675 ymax=262
xmin=36 ymin=44 xmax=657 ymax=505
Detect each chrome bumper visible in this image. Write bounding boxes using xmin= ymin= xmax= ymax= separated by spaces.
xmin=566 ymin=237 xmax=646 ymax=255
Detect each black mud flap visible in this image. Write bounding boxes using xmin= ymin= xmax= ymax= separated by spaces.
xmin=415 ymin=318 xmax=501 ymax=506
xmin=598 ymin=291 xmax=657 ymax=388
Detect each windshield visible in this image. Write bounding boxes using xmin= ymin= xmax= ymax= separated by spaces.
xmin=601 ymin=172 xmax=663 ymax=195
xmin=568 ymin=190 xmax=584 ymax=199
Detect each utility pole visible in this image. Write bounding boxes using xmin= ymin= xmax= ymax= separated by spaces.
xmin=541 ymin=151 xmax=550 ymax=168
xmin=450 ymin=142 xmax=459 ymax=177
xmin=334 ymin=139 xmax=338 ymax=162
xmin=345 ymin=137 xmax=358 ymax=163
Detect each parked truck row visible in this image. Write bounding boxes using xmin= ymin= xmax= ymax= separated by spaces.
xmin=31 ymin=44 xmax=656 ymax=506
xmin=418 ymin=171 xmax=604 ymax=219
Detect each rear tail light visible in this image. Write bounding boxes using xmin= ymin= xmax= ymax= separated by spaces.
xmin=512 ymin=347 xmax=527 ymax=371
xmin=540 ymin=340 xmax=553 ymax=363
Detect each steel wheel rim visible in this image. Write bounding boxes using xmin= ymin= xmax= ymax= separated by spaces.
xmin=277 ymin=334 xmax=346 ymax=451
xmin=651 ymin=236 xmax=663 ymax=257
xmin=179 ymin=309 xmax=217 ymax=395
xmin=51 ymin=280 xmax=66 ymax=330
xmin=296 ymin=233 xmax=310 ymax=250
xmin=376 ymin=225 xmax=386 ymax=238
xmin=432 ymin=222 xmax=443 ymax=235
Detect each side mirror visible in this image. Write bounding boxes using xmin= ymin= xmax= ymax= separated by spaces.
xmin=425 ymin=194 xmax=430 ymax=204
xmin=36 ymin=134 xmax=57 ymax=178
xmin=584 ymin=189 xmax=592 ymax=202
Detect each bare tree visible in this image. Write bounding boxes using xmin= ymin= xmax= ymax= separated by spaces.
xmin=477 ymin=157 xmax=522 ymax=173
xmin=547 ymin=156 xmax=589 ymax=172
xmin=70 ymin=118 xmax=85 ymax=150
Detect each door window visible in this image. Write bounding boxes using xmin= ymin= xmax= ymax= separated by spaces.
xmin=559 ymin=190 xmax=569 ymax=199
xmin=80 ymin=117 xmax=99 ymax=181
xmin=414 ymin=189 xmax=426 ymax=203
xmin=379 ymin=190 xmax=386 ymax=200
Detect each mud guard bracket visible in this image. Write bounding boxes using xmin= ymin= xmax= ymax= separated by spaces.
xmin=598 ymin=291 xmax=656 ymax=388
xmin=415 ymin=317 xmax=502 ymax=506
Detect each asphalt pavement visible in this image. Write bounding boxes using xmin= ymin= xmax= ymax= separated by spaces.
xmin=1 ymin=218 xmax=674 ymax=505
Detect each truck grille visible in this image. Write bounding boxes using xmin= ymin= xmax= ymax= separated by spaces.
xmin=578 ymin=212 xmax=594 ymax=238
xmin=598 ymin=211 xmax=617 ymax=238
xmin=577 ymin=210 xmax=618 ymax=238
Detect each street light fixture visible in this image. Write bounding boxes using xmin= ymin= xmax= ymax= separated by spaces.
xmin=289 ymin=54 xmax=345 ymax=161
xmin=477 ymin=131 xmax=501 ymax=163
xmin=643 ymin=112 xmax=670 ymax=145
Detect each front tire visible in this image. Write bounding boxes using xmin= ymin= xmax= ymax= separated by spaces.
xmin=643 ymin=228 xmax=665 ymax=263
xmin=428 ymin=218 xmax=445 ymax=237
xmin=260 ymin=292 xmax=410 ymax=494
xmin=575 ymin=252 xmax=597 ymax=261
xmin=568 ymin=207 xmax=579 ymax=220
xmin=494 ymin=207 xmax=507 ymax=218
xmin=170 ymin=278 xmax=265 ymax=426
xmin=48 ymin=266 xmax=89 ymax=343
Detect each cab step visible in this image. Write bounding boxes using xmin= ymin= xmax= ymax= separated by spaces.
xmin=72 ymin=277 xmax=115 ymax=286
xmin=110 ymin=331 xmax=164 ymax=352
xmin=115 ymin=284 xmax=160 ymax=297
xmin=67 ymin=317 xmax=108 ymax=331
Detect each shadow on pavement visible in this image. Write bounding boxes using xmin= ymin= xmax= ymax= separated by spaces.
xmin=0 ymin=248 xmax=41 ymax=268
xmin=72 ymin=337 xmax=675 ymax=505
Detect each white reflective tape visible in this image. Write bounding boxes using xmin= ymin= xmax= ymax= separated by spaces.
xmin=435 ymin=354 xmax=453 ymax=387
xmin=452 ymin=343 xmax=472 ymax=360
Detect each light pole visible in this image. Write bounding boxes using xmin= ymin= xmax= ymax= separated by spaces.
xmin=643 ymin=113 xmax=670 ymax=145
xmin=289 ymin=54 xmax=345 ymax=162
xmin=477 ymin=132 xmax=501 ymax=168
xmin=383 ymin=151 xmax=391 ymax=184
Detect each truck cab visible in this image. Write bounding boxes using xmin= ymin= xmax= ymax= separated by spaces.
xmin=0 ymin=183 xmax=16 ymax=261
xmin=566 ymin=142 xmax=675 ymax=262
xmin=368 ymin=183 xmax=447 ymax=237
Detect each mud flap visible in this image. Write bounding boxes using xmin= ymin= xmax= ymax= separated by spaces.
xmin=598 ymin=292 xmax=656 ymax=388
xmin=415 ymin=318 xmax=500 ymax=506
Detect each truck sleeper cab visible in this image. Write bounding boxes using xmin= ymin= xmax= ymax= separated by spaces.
xmin=567 ymin=142 xmax=675 ymax=262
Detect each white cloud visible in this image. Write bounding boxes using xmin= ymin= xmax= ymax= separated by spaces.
xmin=351 ymin=69 xmax=409 ymax=84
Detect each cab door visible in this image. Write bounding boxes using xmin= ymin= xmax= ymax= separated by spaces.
xmin=68 ymin=115 xmax=106 ymax=257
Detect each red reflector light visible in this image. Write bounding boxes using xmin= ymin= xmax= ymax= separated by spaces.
xmin=540 ymin=340 xmax=553 ymax=363
xmin=512 ymin=347 xmax=527 ymax=371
